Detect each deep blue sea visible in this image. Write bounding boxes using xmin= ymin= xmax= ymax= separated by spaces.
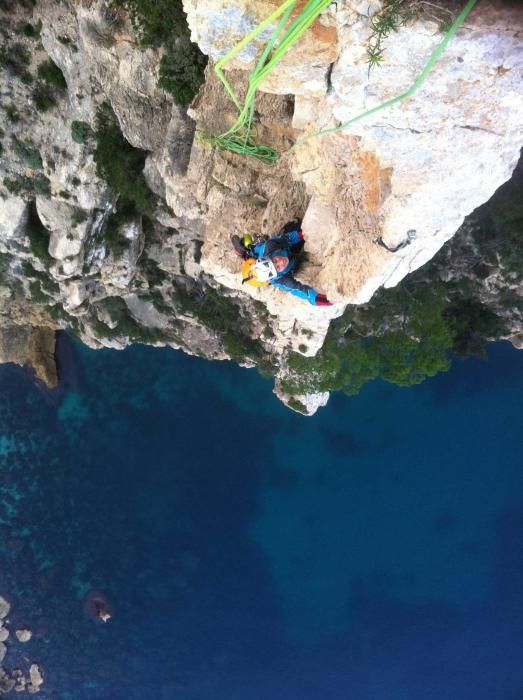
xmin=1 ymin=335 xmax=523 ymax=700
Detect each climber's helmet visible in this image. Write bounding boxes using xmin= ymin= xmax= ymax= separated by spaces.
xmin=253 ymin=256 xmax=278 ymax=282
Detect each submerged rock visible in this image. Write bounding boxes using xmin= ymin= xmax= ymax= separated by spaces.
xmin=0 ymin=597 xmax=10 ymax=620
xmin=15 ymin=629 xmax=32 ymax=643
xmin=29 ymin=664 xmax=43 ymax=687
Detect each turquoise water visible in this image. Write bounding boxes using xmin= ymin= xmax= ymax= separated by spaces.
xmin=0 ymin=335 xmax=522 ymax=699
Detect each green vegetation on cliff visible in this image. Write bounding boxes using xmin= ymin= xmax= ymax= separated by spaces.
xmin=93 ymin=105 xmax=155 ymax=215
xmin=282 ymin=152 xmax=522 ymax=400
xmin=283 ymin=283 xmax=455 ymax=396
xmin=171 ymin=280 xmax=270 ymax=364
xmin=109 ymin=0 xmax=207 ymax=105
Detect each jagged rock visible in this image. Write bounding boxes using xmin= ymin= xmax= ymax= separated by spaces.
xmin=74 ymin=1 xmax=173 ymax=153
xmin=307 ymin=0 xmax=523 ymax=300
xmin=36 ymin=197 xmax=90 ymax=261
xmin=274 ymin=378 xmax=330 ymax=415
xmin=183 ymin=0 xmax=337 ymax=94
xmin=0 ymin=327 xmax=57 ymax=387
xmin=29 ymin=328 xmax=58 ymax=388
xmin=15 ymin=629 xmax=32 ymax=643
xmin=0 ymin=198 xmax=28 ymax=245
xmin=99 ymin=218 xmax=144 ymax=290
xmin=124 ymin=294 xmax=171 ymax=330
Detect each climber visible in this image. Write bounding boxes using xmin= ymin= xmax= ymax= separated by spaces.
xmin=231 ymin=221 xmax=332 ymax=306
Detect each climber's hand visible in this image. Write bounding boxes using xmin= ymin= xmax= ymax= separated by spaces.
xmin=315 ymin=293 xmax=332 ymax=306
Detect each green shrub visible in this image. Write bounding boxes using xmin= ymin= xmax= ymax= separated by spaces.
xmin=159 ymin=36 xmax=207 ymax=105
xmin=0 ymin=41 xmax=30 ymax=77
xmin=37 ymin=60 xmax=67 ymax=89
xmin=72 ymin=208 xmax=88 ymax=224
xmin=0 ymin=0 xmax=35 ymax=9
xmin=366 ymin=0 xmax=454 ymax=71
xmin=110 ymin=0 xmax=187 ymax=45
xmin=284 ymin=283 xmax=453 ymax=396
xmin=109 ymin=0 xmax=206 ymax=103
xmin=445 ymin=299 xmax=507 ymax=357
xmin=3 ymin=174 xmax=50 ymax=196
xmin=287 ymin=397 xmax=307 ymax=414
xmin=5 ymin=105 xmax=21 ymax=123
xmin=4 ymin=177 xmax=25 ymax=195
xmin=32 ymin=82 xmax=57 ymax=111
xmin=93 ymin=105 xmax=155 ymax=214
xmin=11 ymin=136 xmax=43 ymax=169
xmin=26 ymin=201 xmax=52 ymax=266
xmin=71 ymin=120 xmax=91 ymax=144
xmin=100 ymin=207 xmax=135 ymax=254
xmin=29 ymin=280 xmax=50 ymax=304
xmin=32 ymin=174 xmax=51 ymax=195
xmin=171 ymin=281 xmax=266 ymax=362
xmin=139 ymin=254 xmax=169 ymax=287
xmin=17 ymin=21 xmax=41 ymax=39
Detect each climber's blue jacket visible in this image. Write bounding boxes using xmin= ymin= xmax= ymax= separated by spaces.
xmin=250 ymin=227 xmax=321 ymax=305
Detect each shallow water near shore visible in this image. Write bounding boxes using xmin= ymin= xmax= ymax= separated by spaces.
xmin=1 ymin=336 xmax=522 ymax=699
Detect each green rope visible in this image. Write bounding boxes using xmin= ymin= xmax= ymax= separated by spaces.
xmin=210 ymin=0 xmax=479 ymax=162
xmin=291 ymin=0 xmax=480 ymax=151
xmin=210 ymin=0 xmax=332 ymax=163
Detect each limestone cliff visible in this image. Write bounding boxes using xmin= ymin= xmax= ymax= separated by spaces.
xmin=0 ymin=0 xmax=522 ymax=412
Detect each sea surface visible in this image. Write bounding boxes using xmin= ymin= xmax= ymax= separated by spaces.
xmin=1 ymin=335 xmax=522 ymax=700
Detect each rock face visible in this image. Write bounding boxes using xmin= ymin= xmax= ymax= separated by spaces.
xmin=0 ymin=0 xmax=522 ymax=410
xmin=323 ymin=0 xmax=523 ymax=299
xmin=0 ymin=327 xmax=57 ymax=387
xmin=186 ymin=0 xmax=523 ymax=303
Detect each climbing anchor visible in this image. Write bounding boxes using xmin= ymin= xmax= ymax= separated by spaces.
xmin=375 ymin=230 xmax=417 ymax=253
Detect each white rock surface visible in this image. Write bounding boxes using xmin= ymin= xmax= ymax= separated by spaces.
xmin=302 ymin=0 xmax=523 ymax=300
xmin=0 ymin=198 xmax=28 ymax=245
xmin=183 ymin=0 xmax=337 ymax=94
